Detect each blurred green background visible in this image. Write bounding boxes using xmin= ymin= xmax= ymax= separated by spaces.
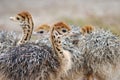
xmin=0 ymin=0 xmax=120 ymax=36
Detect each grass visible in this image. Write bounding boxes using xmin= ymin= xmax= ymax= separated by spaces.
xmin=58 ymin=15 xmax=120 ymax=37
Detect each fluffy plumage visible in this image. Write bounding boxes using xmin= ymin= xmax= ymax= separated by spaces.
xmin=0 ymin=21 xmax=73 ymax=80
xmin=80 ymin=29 xmax=120 ymax=80
xmin=0 ymin=31 xmax=19 ymax=54
xmin=65 ymin=28 xmax=120 ymax=80
xmin=0 ymin=43 xmax=61 ymax=80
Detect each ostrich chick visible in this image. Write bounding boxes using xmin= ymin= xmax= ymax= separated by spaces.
xmin=80 ymin=25 xmax=94 ymax=35
xmin=0 ymin=20 xmax=72 ymax=80
xmin=33 ymin=24 xmax=51 ymax=47
xmin=10 ymin=11 xmax=34 ymax=45
xmin=34 ymin=24 xmax=95 ymax=80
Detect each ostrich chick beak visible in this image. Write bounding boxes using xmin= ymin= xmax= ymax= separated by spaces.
xmin=9 ymin=17 xmax=16 ymax=21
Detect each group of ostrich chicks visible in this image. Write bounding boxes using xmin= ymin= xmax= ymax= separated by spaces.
xmin=0 ymin=11 xmax=120 ymax=80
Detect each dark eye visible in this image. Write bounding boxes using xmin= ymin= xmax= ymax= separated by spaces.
xmin=38 ymin=31 xmax=44 ymax=34
xmin=16 ymin=17 xmax=20 ymax=20
xmin=62 ymin=29 xmax=67 ymax=33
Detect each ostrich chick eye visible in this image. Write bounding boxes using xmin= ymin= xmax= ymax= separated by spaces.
xmin=38 ymin=31 xmax=44 ymax=34
xmin=62 ymin=29 xmax=67 ymax=33
xmin=16 ymin=17 xmax=20 ymax=20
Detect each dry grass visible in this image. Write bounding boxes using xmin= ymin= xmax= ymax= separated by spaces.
xmin=60 ymin=15 xmax=120 ymax=37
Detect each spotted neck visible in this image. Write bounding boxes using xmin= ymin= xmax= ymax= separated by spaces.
xmin=19 ymin=16 xmax=34 ymax=44
xmin=50 ymin=27 xmax=64 ymax=58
